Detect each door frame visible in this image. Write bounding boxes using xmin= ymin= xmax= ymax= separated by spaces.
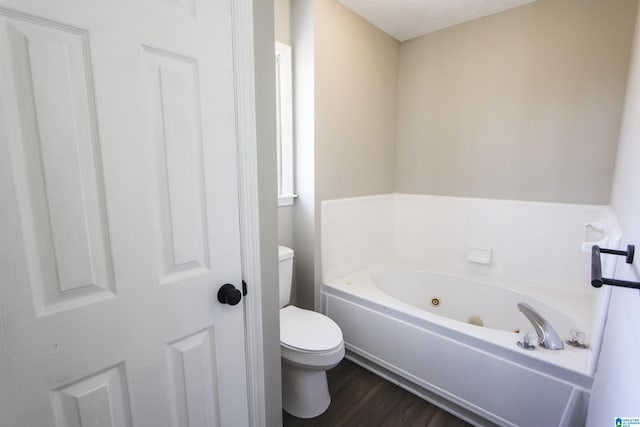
xmin=231 ymin=0 xmax=277 ymax=425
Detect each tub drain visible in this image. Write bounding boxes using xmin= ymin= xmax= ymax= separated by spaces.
xmin=431 ymin=298 xmax=440 ymax=307
xmin=467 ymin=315 xmax=484 ymax=327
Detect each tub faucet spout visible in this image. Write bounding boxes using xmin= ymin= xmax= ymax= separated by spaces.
xmin=517 ymin=302 xmax=564 ymax=350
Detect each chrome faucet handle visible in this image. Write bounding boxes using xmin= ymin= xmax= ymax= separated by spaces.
xmin=517 ymin=332 xmax=536 ymax=350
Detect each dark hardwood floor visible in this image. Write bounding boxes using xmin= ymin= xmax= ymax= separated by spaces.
xmin=283 ymin=359 xmax=473 ymax=427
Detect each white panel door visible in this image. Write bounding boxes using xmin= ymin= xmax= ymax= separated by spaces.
xmin=0 ymin=0 xmax=250 ymax=426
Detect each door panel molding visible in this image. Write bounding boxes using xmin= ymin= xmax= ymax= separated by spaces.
xmin=166 ymin=327 xmax=219 ymax=427
xmin=143 ymin=46 xmax=210 ymax=286
xmin=51 ymin=363 xmax=133 ymax=427
xmin=0 ymin=11 xmax=115 ymax=316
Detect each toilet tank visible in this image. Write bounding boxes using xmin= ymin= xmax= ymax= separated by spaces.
xmin=278 ymin=246 xmax=294 ymax=308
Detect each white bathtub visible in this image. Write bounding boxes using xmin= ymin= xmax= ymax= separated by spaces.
xmin=322 ymin=262 xmax=594 ymax=427
xmin=373 ymin=269 xmax=587 ymax=341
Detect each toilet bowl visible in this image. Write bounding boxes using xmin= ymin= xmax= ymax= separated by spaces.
xmin=278 ymin=247 xmax=345 ymax=418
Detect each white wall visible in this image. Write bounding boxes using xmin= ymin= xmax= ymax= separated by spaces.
xmin=322 ymin=194 xmax=618 ymax=294
xmin=587 ymin=4 xmax=640 ymax=424
xmin=321 ymin=194 xmax=394 ymax=281
xmin=251 ymin=0 xmax=282 ymax=425
xmin=392 ymin=194 xmax=616 ymax=294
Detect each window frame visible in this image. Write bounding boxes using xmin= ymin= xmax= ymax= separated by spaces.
xmin=275 ymin=41 xmax=296 ymax=207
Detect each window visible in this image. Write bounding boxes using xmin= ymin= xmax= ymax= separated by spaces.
xmin=275 ymin=41 xmax=295 ymax=206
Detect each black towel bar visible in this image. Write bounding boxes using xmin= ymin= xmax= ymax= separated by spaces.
xmin=591 ymin=245 xmax=640 ymax=289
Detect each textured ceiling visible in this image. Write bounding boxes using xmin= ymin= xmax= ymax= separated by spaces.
xmin=337 ymin=0 xmax=538 ymax=42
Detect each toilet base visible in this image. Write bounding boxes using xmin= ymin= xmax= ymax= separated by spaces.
xmin=281 ymin=361 xmax=331 ymax=418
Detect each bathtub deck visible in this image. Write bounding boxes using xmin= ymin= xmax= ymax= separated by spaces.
xmin=282 ymin=359 xmax=472 ymax=427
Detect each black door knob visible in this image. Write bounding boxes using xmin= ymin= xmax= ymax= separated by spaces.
xmin=217 ymin=283 xmax=242 ymax=306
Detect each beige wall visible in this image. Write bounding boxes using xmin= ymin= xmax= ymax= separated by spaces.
xmin=315 ymin=0 xmax=398 ymax=202
xmin=274 ymin=0 xmax=290 ymax=44
xmin=289 ymin=0 xmax=637 ymax=308
xmin=308 ymin=0 xmax=399 ymax=308
xmin=289 ymin=0 xmax=400 ymax=309
xmin=395 ymin=0 xmax=637 ymax=204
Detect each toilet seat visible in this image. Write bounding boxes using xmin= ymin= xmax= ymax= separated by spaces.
xmin=280 ymin=306 xmax=345 ymax=370
xmin=280 ymin=306 xmax=343 ymax=353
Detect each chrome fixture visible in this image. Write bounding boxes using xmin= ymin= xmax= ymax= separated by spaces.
xmin=566 ymin=329 xmax=589 ymax=349
xmin=517 ymin=302 xmax=564 ymax=350
xmin=516 ymin=332 xmax=536 ymax=350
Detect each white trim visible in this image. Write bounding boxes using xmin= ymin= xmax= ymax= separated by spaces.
xmin=231 ymin=0 xmax=266 ymax=426
xmin=278 ymin=193 xmax=298 ymax=207
xmin=275 ymin=41 xmax=294 ymax=200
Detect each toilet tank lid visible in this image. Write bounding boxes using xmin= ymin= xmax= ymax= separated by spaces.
xmin=278 ymin=246 xmax=294 ymax=261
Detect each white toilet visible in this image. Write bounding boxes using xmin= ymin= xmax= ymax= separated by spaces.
xmin=278 ymin=246 xmax=345 ymax=418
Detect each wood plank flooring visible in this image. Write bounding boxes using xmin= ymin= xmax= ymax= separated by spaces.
xmin=283 ymin=359 xmax=473 ymax=427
